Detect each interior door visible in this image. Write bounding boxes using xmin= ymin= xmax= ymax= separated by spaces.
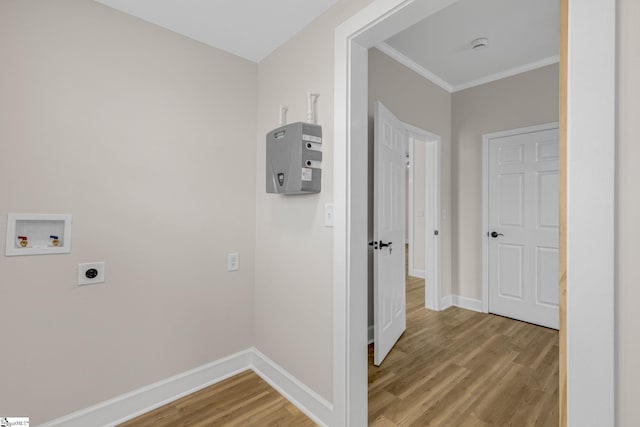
xmin=488 ymin=127 xmax=559 ymax=329
xmin=373 ymin=101 xmax=407 ymax=365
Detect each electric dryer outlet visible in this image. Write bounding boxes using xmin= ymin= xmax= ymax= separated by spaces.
xmin=78 ymin=262 xmax=105 ymax=285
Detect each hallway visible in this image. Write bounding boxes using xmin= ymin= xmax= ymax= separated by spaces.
xmin=368 ymin=275 xmax=559 ymax=426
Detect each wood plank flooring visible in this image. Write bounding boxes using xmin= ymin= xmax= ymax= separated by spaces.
xmin=368 ymin=274 xmax=559 ymax=426
xmin=119 ymin=272 xmax=558 ymax=426
xmin=118 ymin=370 xmax=315 ymax=426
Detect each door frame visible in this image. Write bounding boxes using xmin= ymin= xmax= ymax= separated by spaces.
xmin=332 ymin=0 xmax=615 ymax=426
xmin=405 ymin=123 xmax=441 ymax=310
xmin=481 ymin=122 xmax=559 ymax=314
xmin=407 ymin=133 xmax=417 ymax=274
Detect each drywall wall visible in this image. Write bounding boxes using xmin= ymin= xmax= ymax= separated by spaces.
xmin=451 ymin=64 xmax=559 ymax=300
xmin=617 ymin=0 xmax=640 ymax=424
xmin=254 ymin=0 xmax=373 ymax=402
xmin=368 ymin=47 xmax=452 ymax=323
xmin=0 ymin=1 xmax=257 ymax=423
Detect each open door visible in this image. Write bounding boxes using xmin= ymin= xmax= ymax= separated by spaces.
xmin=373 ymin=101 xmax=406 ymax=366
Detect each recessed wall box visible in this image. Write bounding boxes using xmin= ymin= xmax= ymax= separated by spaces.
xmin=5 ymin=213 xmax=72 ymax=256
xmin=266 ymin=122 xmax=322 ymax=194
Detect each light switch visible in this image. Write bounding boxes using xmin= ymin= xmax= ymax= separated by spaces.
xmin=227 ymin=252 xmax=239 ymax=271
xmin=324 ymin=203 xmax=334 ymax=227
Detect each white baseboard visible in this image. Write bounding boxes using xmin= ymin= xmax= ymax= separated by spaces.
xmin=368 ymin=324 xmax=374 ymax=344
xmin=409 ymin=268 xmax=425 ymax=279
xmin=41 ymin=348 xmax=332 ymax=427
xmin=251 ymin=348 xmax=332 ymax=427
xmin=439 ymin=294 xmax=483 ymax=313
xmin=452 ymin=295 xmax=483 ymax=312
xmin=439 ymin=294 xmax=453 ymax=310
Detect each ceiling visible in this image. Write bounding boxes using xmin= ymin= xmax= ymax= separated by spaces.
xmin=382 ymin=0 xmax=559 ymax=92
xmin=95 ymin=0 xmax=559 ymax=92
xmin=95 ymin=0 xmax=339 ymax=62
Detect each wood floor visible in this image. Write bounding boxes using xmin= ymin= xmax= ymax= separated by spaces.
xmin=120 ymin=274 xmax=558 ymax=426
xmin=118 ymin=370 xmax=316 ymax=426
xmin=368 ymin=274 xmax=559 ymax=426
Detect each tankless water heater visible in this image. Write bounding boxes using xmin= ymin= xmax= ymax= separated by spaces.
xmin=266 ymin=122 xmax=322 ymax=194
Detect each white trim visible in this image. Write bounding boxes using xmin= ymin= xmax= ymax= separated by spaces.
xmin=439 ymin=294 xmax=453 ymax=310
xmin=40 ymin=349 xmax=253 ymax=427
xmin=482 ymin=132 xmax=490 ymax=314
xmin=375 ymin=42 xmax=559 ymax=94
xmin=423 ymin=132 xmax=441 ymax=312
xmin=375 ymin=42 xmax=453 ymax=92
xmin=335 ymin=1 xmax=615 ymax=426
xmin=567 ymin=1 xmax=616 ymax=425
xmin=407 ymin=135 xmax=416 ymax=275
xmin=452 ymin=295 xmax=483 ymax=313
xmin=481 ymin=122 xmax=559 ymax=315
xmin=41 ymin=348 xmax=332 ymax=427
xmin=452 ymin=55 xmax=560 ymax=92
xmin=251 ymin=348 xmax=333 ymax=427
xmin=410 ymin=268 xmax=425 ymax=279
xmin=438 ymin=294 xmax=482 ymax=312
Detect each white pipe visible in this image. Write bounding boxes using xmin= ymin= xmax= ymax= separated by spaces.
xmin=307 ymin=92 xmax=320 ymax=124
xmin=278 ymin=105 xmax=288 ymax=126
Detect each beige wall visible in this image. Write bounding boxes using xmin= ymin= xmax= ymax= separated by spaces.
xmin=254 ymin=0 xmax=373 ymax=401
xmin=367 ymin=47 xmax=452 ymax=321
xmin=0 ymin=1 xmax=257 ymax=423
xmin=451 ymin=64 xmax=559 ymax=299
xmin=2 ymin=0 xmax=636 ymax=424
xmin=368 ymin=50 xmax=557 ymax=305
xmin=617 ymin=0 xmax=640 ymax=424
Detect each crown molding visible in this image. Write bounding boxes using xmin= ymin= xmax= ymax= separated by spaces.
xmin=374 ymin=42 xmax=453 ymax=92
xmin=375 ymin=42 xmax=560 ymax=93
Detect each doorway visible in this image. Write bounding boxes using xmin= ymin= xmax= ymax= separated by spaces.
xmin=332 ymin=1 xmax=615 ymax=426
xmin=406 ymin=124 xmax=441 ymax=311
xmin=368 ymin=100 xmax=442 ymax=363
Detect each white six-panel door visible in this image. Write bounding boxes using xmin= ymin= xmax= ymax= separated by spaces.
xmin=373 ymin=101 xmax=407 ymax=365
xmin=487 ymin=126 xmax=559 ymax=329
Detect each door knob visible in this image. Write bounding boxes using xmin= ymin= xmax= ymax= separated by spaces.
xmin=379 ymin=241 xmax=392 ymax=248
xmin=490 ymin=231 xmax=504 ymax=238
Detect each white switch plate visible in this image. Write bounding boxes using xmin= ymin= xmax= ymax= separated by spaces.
xmin=324 ymin=203 xmax=334 ymax=227
xmin=227 ymin=252 xmax=239 ymax=271
xmin=78 ymin=262 xmax=105 ymax=286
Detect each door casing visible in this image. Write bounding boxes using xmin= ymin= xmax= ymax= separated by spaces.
xmin=405 ymin=123 xmax=441 ymax=311
xmin=333 ymin=0 xmax=615 ymax=426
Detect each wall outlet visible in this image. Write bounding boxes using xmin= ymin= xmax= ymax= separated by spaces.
xmin=227 ymin=252 xmax=239 ymax=271
xmin=78 ymin=262 xmax=105 ymax=286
